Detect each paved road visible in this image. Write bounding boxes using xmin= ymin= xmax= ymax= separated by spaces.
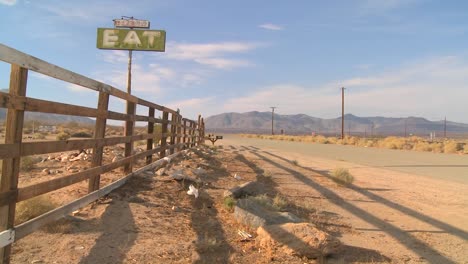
xmin=219 ymin=134 xmax=468 ymax=184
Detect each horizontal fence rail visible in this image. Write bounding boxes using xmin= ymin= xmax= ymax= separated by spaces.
xmin=0 ymin=44 xmax=205 ymax=263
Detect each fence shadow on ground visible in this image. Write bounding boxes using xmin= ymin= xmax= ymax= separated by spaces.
xmin=244 ymin=147 xmax=456 ymax=264
xmin=190 ymin=149 xmax=233 ymax=263
xmin=231 ymin=146 xmax=391 ymax=263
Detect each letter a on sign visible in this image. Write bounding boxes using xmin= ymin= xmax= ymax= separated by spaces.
xmin=97 ymin=28 xmax=166 ymax=51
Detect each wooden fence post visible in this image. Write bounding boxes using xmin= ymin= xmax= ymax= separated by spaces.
xmin=201 ymin=117 xmax=205 ymax=145
xmin=124 ymin=102 xmax=136 ymax=174
xmin=146 ymin=107 xmax=155 ymax=165
xmin=190 ymin=121 xmax=195 ymax=147
xmin=159 ymin=111 xmax=169 ymax=159
xmin=175 ymin=115 xmax=182 ymax=152
xmin=0 ymin=65 xmax=28 ymax=264
xmin=169 ymin=113 xmax=176 ymax=155
xmin=88 ymin=92 xmax=109 ymax=193
xmin=182 ymin=119 xmax=187 ymax=149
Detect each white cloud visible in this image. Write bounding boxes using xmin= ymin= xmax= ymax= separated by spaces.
xmin=259 ymin=23 xmax=284 ymax=31
xmin=214 ymin=55 xmax=468 ymax=123
xmin=166 ymin=97 xmax=216 ymax=120
xmin=165 ymin=41 xmax=259 ymax=69
xmin=0 ymin=0 xmax=16 ymax=6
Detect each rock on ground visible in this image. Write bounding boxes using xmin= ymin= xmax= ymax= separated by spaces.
xmin=233 ymin=198 xmax=302 ymax=229
xmin=256 ymin=222 xmax=342 ymax=259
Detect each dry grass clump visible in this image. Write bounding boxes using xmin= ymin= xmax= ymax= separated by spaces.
xmin=444 ymin=140 xmax=461 ymax=154
xmin=247 ymin=193 xmax=289 ymax=211
xmin=56 ymin=132 xmax=70 ymax=141
xmin=15 ymin=195 xmax=57 ymax=225
xmin=20 ymin=156 xmax=38 ymax=171
xmin=331 ymin=168 xmax=354 ymax=186
xmin=272 ymin=194 xmax=289 ymax=211
xmin=223 ymin=196 xmax=236 ymax=211
xmin=413 ymin=141 xmax=432 ymax=152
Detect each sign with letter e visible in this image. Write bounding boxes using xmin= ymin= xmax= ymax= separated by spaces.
xmin=96 ymin=28 xmax=166 ymax=51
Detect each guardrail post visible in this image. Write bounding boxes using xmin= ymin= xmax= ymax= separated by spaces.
xmin=0 ymin=65 xmax=28 ymax=264
xmin=169 ymin=113 xmax=176 ymax=155
xmin=88 ymin=92 xmax=109 ymax=193
xmin=124 ymin=102 xmax=136 ymax=174
xmin=146 ymin=107 xmax=155 ymax=165
xmin=160 ymin=111 xmax=169 ymax=159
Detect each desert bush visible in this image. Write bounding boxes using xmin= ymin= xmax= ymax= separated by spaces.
xmin=379 ymin=136 xmax=408 ymax=150
xmin=71 ymin=131 xmax=92 ymax=138
xmin=444 ymin=140 xmax=461 ymax=154
xmin=413 ymin=141 xmax=432 ymax=152
xmin=431 ymin=142 xmax=444 ymax=153
xmin=15 ymin=195 xmax=57 ymax=225
xmin=272 ymin=194 xmax=288 ymax=211
xmin=223 ymin=197 xmax=236 ymax=211
xmin=20 ymin=156 xmax=37 ymax=171
xmin=33 ymin=133 xmax=46 ymax=139
xmin=463 ymin=144 xmax=468 ymax=154
xmin=56 ymin=132 xmax=70 ymax=141
xmin=315 ymin=135 xmax=328 ymax=144
xmin=291 ymin=159 xmax=299 ymax=166
xmin=331 ymin=168 xmax=354 ymax=186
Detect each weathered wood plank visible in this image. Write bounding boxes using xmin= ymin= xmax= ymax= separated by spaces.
xmin=0 ymin=65 xmax=27 ymax=263
xmin=0 ymin=44 xmax=142 ymax=104
xmin=88 ymin=92 xmax=109 ymax=193
xmin=18 ymin=134 xmax=153 ymax=157
xmin=146 ymin=107 xmax=155 ymax=165
xmin=18 ymin=146 xmax=164 ymax=201
xmin=124 ymin=101 xmax=136 ymax=174
xmin=160 ymin=111 xmax=169 ymax=159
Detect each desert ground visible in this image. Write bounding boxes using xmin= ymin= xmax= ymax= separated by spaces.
xmin=8 ymin=133 xmax=468 ymax=263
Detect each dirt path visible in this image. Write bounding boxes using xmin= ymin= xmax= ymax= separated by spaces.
xmin=220 ymin=140 xmax=468 ymax=263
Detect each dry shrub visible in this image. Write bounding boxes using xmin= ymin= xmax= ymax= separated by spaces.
xmin=327 ymin=137 xmax=339 ymax=144
xmin=431 ymin=142 xmax=444 ymax=153
xmin=223 ymin=196 xmax=236 ymax=211
xmin=56 ymin=132 xmax=70 ymax=141
xmin=379 ymin=137 xmax=408 ymax=150
xmin=272 ymin=194 xmax=288 ymax=211
xmin=343 ymin=136 xmax=359 ymax=145
xmin=413 ymin=141 xmax=432 ymax=152
xmin=444 ymin=140 xmax=461 ymax=154
xmin=15 ymin=195 xmax=57 ymax=225
xmin=20 ymin=156 xmax=37 ymax=171
xmin=33 ymin=133 xmax=46 ymax=139
xmin=331 ymin=168 xmax=354 ymax=186
xmin=463 ymin=144 xmax=468 ymax=154
xmin=71 ymin=131 xmax=92 ymax=138
xmin=315 ymin=135 xmax=328 ymax=144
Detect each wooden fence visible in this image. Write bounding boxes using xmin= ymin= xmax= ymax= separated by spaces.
xmin=0 ymin=44 xmax=205 ymax=263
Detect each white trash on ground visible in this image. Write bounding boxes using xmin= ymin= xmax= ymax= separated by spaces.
xmin=187 ymin=184 xmax=199 ymax=198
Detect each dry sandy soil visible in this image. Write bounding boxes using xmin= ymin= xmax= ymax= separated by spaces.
xmin=9 ymin=140 xmax=468 ymax=263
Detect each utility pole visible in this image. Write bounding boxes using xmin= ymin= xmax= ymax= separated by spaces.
xmin=404 ymin=119 xmax=407 ymax=137
xmin=270 ymin=107 xmax=277 ymax=135
xmin=341 ymin=87 xmax=345 ymax=139
xmin=444 ymin=116 xmax=447 ymax=138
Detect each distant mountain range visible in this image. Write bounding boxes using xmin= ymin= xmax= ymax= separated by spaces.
xmin=205 ymin=111 xmax=468 ymax=136
xmin=0 ymin=109 xmax=95 ymax=125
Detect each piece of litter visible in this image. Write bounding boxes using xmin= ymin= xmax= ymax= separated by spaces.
xmin=233 ymin=173 xmax=242 ymax=180
xmin=163 ymin=157 xmax=171 ymax=163
xmin=238 ymin=230 xmax=252 ymax=240
xmin=187 ymin=184 xmax=199 ymax=198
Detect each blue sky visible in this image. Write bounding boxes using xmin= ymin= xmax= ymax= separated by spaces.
xmin=1 ymin=0 xmax=468 ymax=123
